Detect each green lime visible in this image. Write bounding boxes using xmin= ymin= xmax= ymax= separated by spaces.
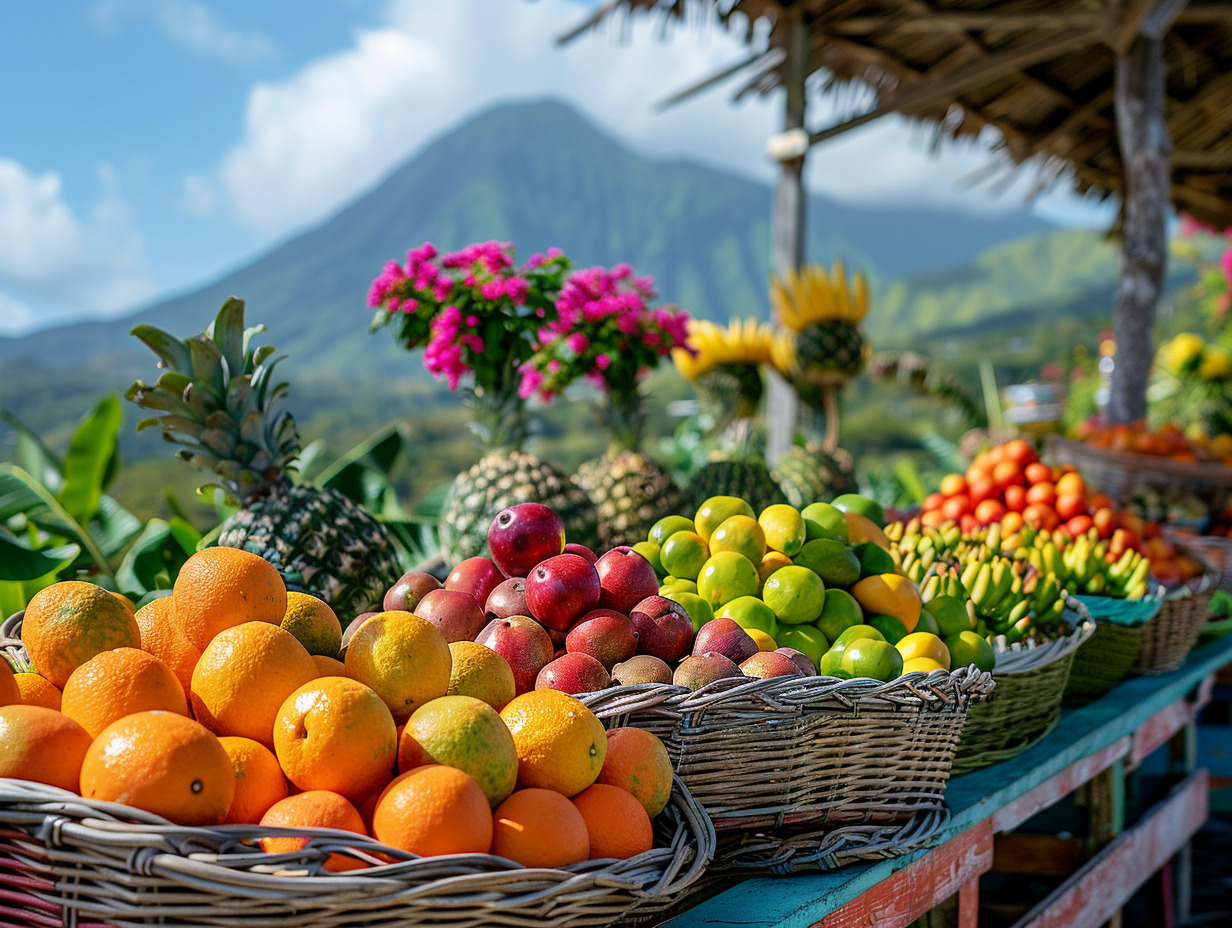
xmin=664 ymin=590 xmax=716 ymax=633
xmin=762 ymin=565 xmax=826 ymax=625
xmin=819 ymin=625 xmax=888 ymax=677
xmin=650 ymin=515 xmax=696 ymax=547
xmin=913 ymin=609 xmax=941 ymax=636
xmin=815 ymin=588 xmax=864 ymax=642
xmin=709 ymin=515 xmax=767 ymax=564
xmin=716 ymin=595 xmax=779 ymax=639
xmin=868 ymin=614 xmax=909 ymax=645
xmin=801 ymin=502 xmax=849 ymax=543
xmin=759 ymin=504 xmax=806 ymax=557
xmin=795 ymin=539 xmax=861 ymax=588
xmin=659 ymin=577 xmax=698 ymax=597
xmin=833 ymin=624 xmax=886 ymax=646
xmin=695 ymin=496 xmax=755 ymax=543
xmin=839 ymin=639 xmax=903 ymax=682
xmin=924 ymin=595 xmax=974 ymax=638
xmin=697 ymin=551 xmax=761 ymax=609
xmin=777 ymin=625 xmax=829 ymax=667
xmin=660 ymin=531 xmax=710 ymax=580
xmin=852 ymin=542 xmax=896 ymax=579
xmin=832 ymin=494 xmax=887 ymax=528
xmin=945 ymin=631 xmax=997 ymax=673
xmin=631 ymin=541 xmax=664 ymax=577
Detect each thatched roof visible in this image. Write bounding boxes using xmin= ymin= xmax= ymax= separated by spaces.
xmin=565 ymin=1 xmax=1232 ymax=228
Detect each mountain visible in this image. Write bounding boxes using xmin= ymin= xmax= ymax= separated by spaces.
xmin=0 ymin=98 xmax=1053 ymax=387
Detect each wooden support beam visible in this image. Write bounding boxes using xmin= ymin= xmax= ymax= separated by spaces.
xmin=992 ymin=736 xmax=1131 ymax=833
xmin=824 ymin=5 xmax=1227 ymax=37
xmin=992 ymin=834 xmax=1084 ymax=876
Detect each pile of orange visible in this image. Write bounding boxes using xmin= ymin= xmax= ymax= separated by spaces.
xmin=0 ymin=547 xmax=675 ymax=870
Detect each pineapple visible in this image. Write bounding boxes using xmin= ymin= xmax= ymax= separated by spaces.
xmin=773 ymin=443 xmax=856 ymax=509
xmin=126 ymin=299 xmax=400 ymax=615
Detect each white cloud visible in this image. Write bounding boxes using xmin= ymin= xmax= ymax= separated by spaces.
xmin=94 ymin=0 xmax=277 ymax=64
xmin=0 ymin=292 xmax=36 ymax=336
xmin=193 ymin=0 xmax=1088 ymax=239
xmin=0 ymin=160 xmax=155 ymax=322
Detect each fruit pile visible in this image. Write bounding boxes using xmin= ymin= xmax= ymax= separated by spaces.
xmin=0 ymin=549 xmax=677 ymax=870
xmin=1070 ymin=419 xmax=1232 ymax=465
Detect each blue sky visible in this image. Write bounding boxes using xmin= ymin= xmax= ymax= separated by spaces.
xmin=0 ymin=0 xmax=1112 ymax=336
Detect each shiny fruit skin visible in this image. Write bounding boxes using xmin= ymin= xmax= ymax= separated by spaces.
xmin=525 ymin=554 xmax=602 ymax=632
xmin=488 ymin=504 xmax=566 ymax=578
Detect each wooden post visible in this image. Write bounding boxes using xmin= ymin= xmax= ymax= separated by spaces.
xmin=766 ymin=6 xmax=806 ymax=465
xmin=1107 ymin=32 xmax=1171 ymax=423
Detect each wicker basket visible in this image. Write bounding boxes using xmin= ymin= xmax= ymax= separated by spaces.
xmin=1138 ymin=573 xmax=1217 ymax=674
xmin=951 ymin=618 xmax=1094 ymax=776
xmin=1167 ymin=531 xmax=1232 ymax=595
xmin=0 ymin=772 xmax=713 ymax=928
xmin=1063 ymin=595 xmax=1156 ymax=706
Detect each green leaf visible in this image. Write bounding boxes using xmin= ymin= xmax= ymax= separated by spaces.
xmin=116 ymin=519 xmax=187 ymax=597
xmin=0 ymin=464 xmax=114 ymax=574
xmin=0 ymin=406 xmax=63 ymax=490
xmin=89 ymin=494 xmax=144 ymax=558
xmin=57 ymin=395 xmax=123 ymax=527
xmin=0 ymin=528 xmax=80 ymax=582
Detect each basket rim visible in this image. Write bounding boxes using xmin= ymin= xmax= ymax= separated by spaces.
xmin=989 ymin=612 xmax=1096 ymax=674
xmin=1046 ymin=435 xmax=1232 ymax=483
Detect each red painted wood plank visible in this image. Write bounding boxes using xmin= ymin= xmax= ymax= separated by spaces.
xmin=1011 ymin=770 xmax=1209 ymax=928
xmin=816 ymin=824 xmax=993 ymax=928
xmin=1130 ymin=700 xmax=1197 ymax=770
xmin=992 ymin=736 xmax=1130 ymax=833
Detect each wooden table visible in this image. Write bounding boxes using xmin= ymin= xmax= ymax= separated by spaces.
xmin=664 ymin=634 xmax=1232 ymax=928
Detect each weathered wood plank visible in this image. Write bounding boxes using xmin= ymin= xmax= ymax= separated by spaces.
xmin=992 ymin=834 xmax=1083 ymax=876
xmin=815 ymin=825 xmax=992 ymax=928
xmin=1010 ymin=771 xmax=1209 ymax=928
xmin=1130 ymin=698 xmax=1198 ymax=770
xmin=991 ymin=736 xmax=1130 ymax=833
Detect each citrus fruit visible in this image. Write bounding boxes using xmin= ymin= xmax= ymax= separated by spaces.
xmin=219 ymin=736 xmax=288 ymax=825
xmin=500 ymin=689 xmax=606 ymax=797
xmin=14 ymin=673 xmax=61 ymax=710
xmin=173 ymin=547 xmax=287 ymax=651
xmin=794 ymin=539 xmax=861 ymax=588
xmin=649 ymin=515 xmax=695 ymax=547
xmin=397 ymin=696 xmax=518 ymax=808
xmin=344 ymin=611 xmax=452 ymax=724
xmin=190 ymin=622 xmax=318 ymax=747
xmin=851 ymin=574 xmax=921 ymax=632
xmin=818 ymin=625 xmax=886 ymax=676
xmin=844 ymin=511 xmax=891 ymax=549
xmin=312 ymin=655 xmax=347 ymax=677
xmin=491 ymin=788 xmax=589 ymax=867
xmin=758 ymin=551 xmax=793 ymax=585
xmin=695 ymin=496 xmax=755 ymax=542
xmin=660 ymin=532 xmax=709 ymax=581
xmin=923 ymin=595 xmax=973 ymax=637
xmin=631 ymin=541 xmax=664 ymax=576
xmin=596 ymin=727 xmax=673 ymax=818
xmin=897 ymin=632 xmax=952 ymax=670
xmin=80 ymin=710 xmax=235 ymax=826
xmin=0 ymin=660 xmax=19 ymax=706
xmin=273 ymin=676 xmax=398 ymax=802
xmin=833 ymin=624 xmax=887 ymax=646
xmin=260 ymin=790 xmax=368 ymax=871
xmin=815 ymin=588 xmax=864 ymax=642
xmin=903 ymin=657 xmax=948 ymax=674
xmin=716 ymin=596 xmax=779 ymax=639
xmin=0 ymin=705 xmax=92 ymax=791
xmin=759 ymin=504 xmax=806 ymax=557
xmin=572 ymin=783 xmax=654 ymax=860
xmin=914 ymin=610 xmax=941 ymax=636
xmin=762 ymin=565 xmax=826 ymax=625
xmin=447 ymin=641 xmax=516 ymax=710
xmin=662 ymin=590 xmax=714 ymax=633
xmin=852 ymin=542 xmax=896 ymax=578
xmin=746 ymin=627 xmax=777 ymax=651
xmin=801 ymin=502 xmax=848 ymax=542
xmin=61 ymin=647 xmax=187 ymax=738
xmin=709 ymin=515 xmax=767 ymax=564
xmin=867 ymin=614 xmax=909 ymax=645
xmin=697 ymin=551 xmax=760 ymax=608
xmin=280 ymin=592 xmax=343 ymax=657
xmin=838 ymin=639 xmax=904 ymax=682
xmin=832 ymin=494 xmax=887 ymax=527
xmin=776 ymin=626 xmax=829 ymax=667
xmin=21 ymin=581 xmax=141 ymax=688
xmin=134 ymin=596 xmax=200 ymax=696
xmin=659 ymin=577 xmax=698 ymax=597
xmin=373 ymin=766 xmax=492 ymax=857
xmin=945 ymin=631 xmax=997 ymax=672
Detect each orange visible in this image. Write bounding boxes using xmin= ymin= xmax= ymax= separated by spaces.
xmin=0 ymin=659 xmax=18 ymax=706
xmin=0 ymin=705 xmax=92 ymax=792
xmin=259 ymin=790 xmax=368 ymax=872
xmin=219 ymin=736 xmax=288 ymax=825
xmin=343 ymin=611 xmax=451 ymax=724
xmin=60 ymin=647 xmax=187 ymax=738
xmin=273 ymin=676 xmax=397 ymax=802
xmin=596 ymin=727 xmax=673 ymax=818
xmin=80 ymin=710 xmax=235 ymax=825
xmin=14 ymin=673 xmax=61 ymax=711
xmin=499 ymin=689 xmax=606 ymax=797
xmin=447 ymin=640 xmax=516 ymax=711
xmin=491 ymin=788 xmax=588 ymax=868
xmin=280 ymin=592 xmax=343 ymax=657
xmin=938 ymin=474 xmax=965 ymax=498
xmin=190 ymin=622 xmax=317 ymax=747
xmin=134 ymin=596 xmax=201 ymax=696
xmin=173 ymin=547 xmax=286 ymax=651
xmin=397 ymin=696 xmax=518 ymax=808
xmin=850 ymin=574 xmax=922 ymax=633
xmin=372 ymin=766 xmax=492 ymax=857
xmin=572 ymin=783 xmax=654 ymax=860
xmin=311 ymin=654 xmax=347 ymax=677
xmin=21 ymin=581 xmax=141 ymax=688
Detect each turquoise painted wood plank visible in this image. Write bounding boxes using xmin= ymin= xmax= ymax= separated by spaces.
xmin=662 ymin=634 xmax=1232 ymax=928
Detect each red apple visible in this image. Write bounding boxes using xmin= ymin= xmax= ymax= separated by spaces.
xmin=383 ymin=571 xmax=441 ymax=612
xmin=484 ymin=577 xmax=529 ymax=622
xmin=564 ymin=543 xmax=598 ymax=564
xmin=413 ymin=589 xmax=486 ymax=643
xmin=692 ymin=618 xmax=758 ymax=665
xmin=476 ymin=615 xmax=556 ymax=695
xmin=776 ymin=647 xmax=817 ymax=676
xmin=340 ymin=612 xmax=377 ymax=655
xmin=595 ymin=546 xmax=660 ymax=616
xmin=525 ymin=553 xmax=601 ymax=632
xmin=445 ymin=557 xmax=504 ymax=606
xmin=535 ymin=653 xmax=612 ymax=695
xmin=488 ymin=503 xmax=565 ymax=578
xmin=565 ymin=609 xmax=639 ymax=669
xmin=629 ymin=595 xmax=694 ymax=663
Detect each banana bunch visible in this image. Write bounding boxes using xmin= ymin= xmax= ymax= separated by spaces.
xmin=769 ymin=260 xmax=869 ymax=332
xmin=672 ymin=317 xmax=776 ymax=382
